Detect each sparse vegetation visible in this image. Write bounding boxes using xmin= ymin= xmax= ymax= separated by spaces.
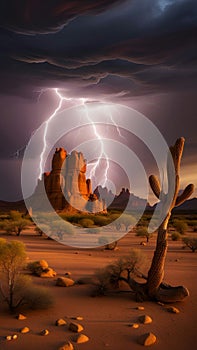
xmin=0 ymin=210 xmax=31 ymax=236
xmin=0 ymin=239 xmax=53 ymax=311
xmin=94 ymin=249 xmax=145 ymax=295
xmin=136 ymin=226 xmax=153 ymax=243
xmin=78 ymin=218 xmax=95 ymax=228
xmin=172 ymin=219 xmax=188 ymax=234
xmin=182 ymin=237 xmax=197 ymax=252
xmin=171 ymin=231 xmax=181 ymax=241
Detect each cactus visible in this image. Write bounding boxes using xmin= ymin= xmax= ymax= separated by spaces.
xmin=147 ymin=137 xmax=194 ymax=302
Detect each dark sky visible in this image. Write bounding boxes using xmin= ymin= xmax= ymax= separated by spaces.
xmin=0 ymin=0 xmax=196 ymax=201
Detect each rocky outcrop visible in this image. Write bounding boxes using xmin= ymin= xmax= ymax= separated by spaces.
xmin=33 ymin=148 xmax=105 ymax=213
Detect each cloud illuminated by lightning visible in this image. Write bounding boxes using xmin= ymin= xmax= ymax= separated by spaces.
xmin=38 ymin=88 xmax=110 ymax=188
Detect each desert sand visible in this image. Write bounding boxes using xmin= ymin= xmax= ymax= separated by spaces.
xmin=0 ymin=230 xmax=197 ymax=350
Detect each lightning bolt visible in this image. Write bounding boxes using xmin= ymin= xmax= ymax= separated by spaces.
xmin=38 ymin=88 xmax=110 ymax=189
xmin=82 ymin=102 xmax=109 ymax=188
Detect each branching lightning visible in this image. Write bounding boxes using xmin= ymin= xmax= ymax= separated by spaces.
xmin=38 ymin=88 xmax=110 ymax=188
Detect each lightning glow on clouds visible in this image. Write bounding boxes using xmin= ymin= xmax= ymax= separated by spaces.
xmin=38 ymin=88 xmax=110 ymax=187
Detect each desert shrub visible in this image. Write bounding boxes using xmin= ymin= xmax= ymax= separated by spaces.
xmin=171 ymin=232 xmax=181 ymax=241
xmin=0 ymin=210 xmax=31 ymax=236
xmin=23 ymin=285 xmax=54 ymax=310
xmin=188 ymin=220 xmax=197 ymax=232
xmin=172 ymin=219 xmax=188 ymax=234
xmin=92 ymin=215 xmax=111 ymax=226
xmin=136 ymin=226 xmax=153 ymax=242
xmin=78 ymin=218 xmax=94 ymax=228
xmin=0 ymin=239 xmax=27 ymax=310
xmin=85 ymin=227 xmax=101 ymax=234
xmin=182 ymin=237 xmax=197 ymax=252
xmin=50 ymin=220 xmax=74 ymax=239
xmin=94 ymin=249 xmax=145 ymax=295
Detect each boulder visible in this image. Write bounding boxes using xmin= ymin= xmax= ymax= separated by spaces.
xmin=58 ymin=341 xmax=74 ymax=350
xmin=138 ymin=315 xmax=152 ymax=324
xmin=40 ymin=267 xmax=57 ymax=278
xmin=138 ymin=332 xmax=157 ymax=346
xmin=69 ymin=322 xmax=84 ymax=333
xmin=21 ymin=327 xmax=30 ymax=334
xmin=55 ymin=318 xmax=67 ymax=326
xmin=74 ymin=334 xmax=89 ymax=344
xmin=56 ymin=277 xmax=75 ymax=287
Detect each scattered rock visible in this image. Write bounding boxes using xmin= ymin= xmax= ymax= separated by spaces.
xmin=136 ymin=306 xmax=145 ymax=310
xmin=165 ymin=306 xmax=180 ymax=314
xmin=40 ymin=329 xmax=49 ymax=336
xmin=140 ymin=242 xmax=146 ymax=246
xmin=69 ymin=322 xmax=84 ymax=333
xmin=71 ymin=316 xmax=83 ymax=321
xmin=56 ymin=277 xmax=75 ymax=287
xmin=17 ymin=313 xmax=26 ymax=320
xmin=40 ymin=267 xmax=57 ymax=278
xmin=55 ymin=318 xmax=67 ymax=326
xmin=21 ymin=327 xmax=30 ymax=334
xmin=128 ymin=323 xmax=139 ymax=329
xmin=65 ymin=272 xmax=71 ymax=277
xmin=6 ymin=335 xmax=12 ymax=341
xmin=157 ymin=302 xmax=164 ymax=306
xmin=138 ymin=332 xmax=156 ymax=346
xmin=58 ymin=341 xmax=74 ymax=350
xmin=12 ymin=335 xmax=18 ymax=340
xmin=74 ymin=334 xmax=89 ymax=344
xmin=138 ymin=315 xmax=153 ymax=324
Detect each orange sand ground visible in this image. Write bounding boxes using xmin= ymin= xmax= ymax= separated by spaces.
xmin=0 ymin=231 xmax=197 ymax=350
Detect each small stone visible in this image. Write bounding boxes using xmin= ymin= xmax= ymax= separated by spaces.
xmin=69 ymin=322 xmax=84 ymax=333
xmin=157 ymin=301 xmax=164 ymax=306
xmin=17 ymin=313 xmax=26 ymax=320
xmin=40 ymin=329 xmax=49 ymax=336
xmin=56 ymin=277 xmax=75 ymax=287
xmin=165 ymin=306 xmax=180 ymax=314
xmin=138 ymin=332 xmax=157 ymax=346
xmin=21 ymin=327 xmax=30 ymax=334
xmin=140 ymin=242 xmax=146 ymax=246
xmin=138 ymin=315 xmax=153 ymax=324
xmin=65 ymin=272 xmax=71 ymax=277
xmin=6 ymin=335 xmax=12 ymax=341
xmin=128 ymin=323 xmax=139 ymax=329
xmin=136 ymin=306 xmax=145 ymax=310
xmin=72 ymin=316 xmax=83 ymax=321
xmin=55 ymin=318 xmax=67 ymax=326
xmin=58 ymin=341 xmax=74 ymax=350
xmin=74 ymin=334 xmax=89 ymax=344
xmin=12 ymin=335 xmax=18 ymax=340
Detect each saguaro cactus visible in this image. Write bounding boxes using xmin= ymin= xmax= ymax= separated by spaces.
xmin=147 ymin=137 xmax=194 ymax=302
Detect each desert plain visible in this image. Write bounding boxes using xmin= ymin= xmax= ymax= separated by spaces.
xmin=0 ymin=229 xmax=197 ymax=350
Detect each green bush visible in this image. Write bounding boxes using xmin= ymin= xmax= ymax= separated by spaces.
xmin=173 ymin=219 xmax=188 ymax=234
xmin=171 ymin=232 xmax=181 ymax=241
xmin=23 ymin=285 xmax=54 ymax=310
xmin=78 ymin=218 xmax=94 ymax=228
xmin=136 ymin=226 xmax=153 ymax=242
